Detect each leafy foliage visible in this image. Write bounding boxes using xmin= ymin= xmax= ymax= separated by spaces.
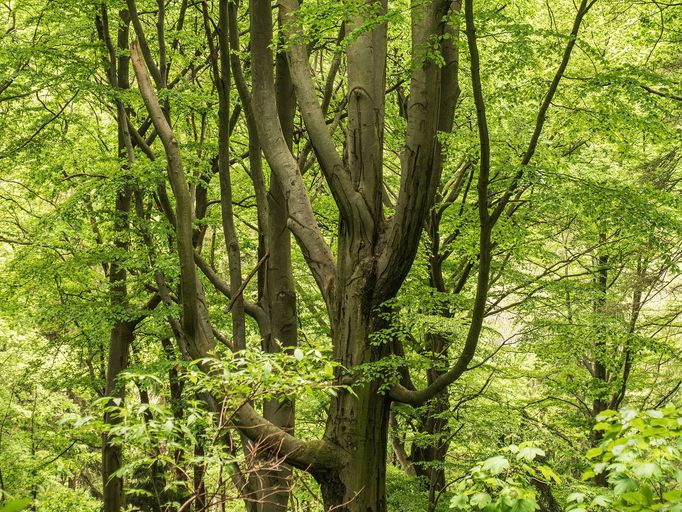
xmin=0 ymin=0 xmax=680 ymax=510
xmin=570 ymin=407 xmax=682 ymax=512
xmin=449 ymin=442 xmax=560 ymax=512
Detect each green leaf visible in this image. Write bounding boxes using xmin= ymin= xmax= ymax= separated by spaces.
xmin=450 ymin=494 xmax=469 ymax=509
xmin=632 ymin=462 xmax=660 ymax=479
xmin=482 ymin=455 xmax=510 ymax=475
xmin=538 ymin=465 xmax=562 ymax=484
xmin=620 ymin=491 xmax=646 ymax=505
xmin=511 ymin=499 xmax=539 ymax=512
xmin=470 ymin=492 xmax=492 ymax=509
xmin=590 ymin=495 xmax=611 ymax=508
xmin=585 ymin=447 xmax=603 ymax=459
xmin=593 ymin=462 xmax=607 ymax=475
xmin=0 ymin=499 xmax=31 ymax=512
xmin=640 ymin=485 xmax=654 ymax=505
xmin=567 ymin=492 xmax=585 ymax=504
xmin=613 ymin=477 xmax=638 ymax=494
xmin=663 ymin=489 xmax=682 ymax=502
xmin=517 ymin=446 xmax=545 ymax=461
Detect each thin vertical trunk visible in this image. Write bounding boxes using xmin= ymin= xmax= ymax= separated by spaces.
xmin=161 ymin=337 xmax=190 ymax=508
xmin=411 ymin=334 xmax=450 ymax=498
xmin=258 ymin=20 xmax=298 ymax=512
xmin=531 ymin=477 xmax=563 ymax=512
xmin=130 ymin=384 xmax=165 ymax=512
xmin=592 ymin=238 xmax=609 ymax=420
xmin=193 ymin=444 xmax=207 ymax=512
xmin=590 ymin=233 xmax=609 ymax=487
xmin=102 ymin=318 xmax=135 ymax=512
xmin=100 ymin=9 xmax=135 ymax=511
xmin=214 ymin=0 xmax=246 ymax=354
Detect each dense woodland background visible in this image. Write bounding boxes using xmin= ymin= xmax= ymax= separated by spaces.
xmin=0 ymin=0 xmax=681 ymax=511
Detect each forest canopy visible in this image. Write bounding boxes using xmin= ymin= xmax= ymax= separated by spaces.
xmin=0 ymin=0 xmax=681 ymax=511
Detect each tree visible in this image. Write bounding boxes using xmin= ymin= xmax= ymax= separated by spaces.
xmin=0 ymin=0 xmax=681 ymax=511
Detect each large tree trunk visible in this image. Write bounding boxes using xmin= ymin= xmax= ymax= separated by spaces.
xmin=246 ymin=1 xmax=451 ymax=510
xmin=313 ymin=9 xmax=392 ymax=505
xmin=316 ymin=242 xmax=391 ymax=511
xmin=319 ymin=303 xmax=391 ymax=512
xmin=320 ymin=386 xmax=390 ymax=512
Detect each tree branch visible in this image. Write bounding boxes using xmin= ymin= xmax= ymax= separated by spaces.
xmin=249 ymin=0 xmax=336 ymax=309
xmin=390 ymin=0 xmax=493 ymax=406
xmin=280 ymin=0 xmax=370 ymax=231
xmin=490 ymin=0 xmax=594 ymax=225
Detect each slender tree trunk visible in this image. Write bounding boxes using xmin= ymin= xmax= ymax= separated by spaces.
xmin=590 ymin=236 xmax=609 ymax=487
xmin=133 ymin=385 xmax=164 ymax=512
xmin=162 ymin=338 xmax=190 ymax=508
xmin=193 ymin=444 xmax=208 ymax=512
xmin=101 ymin=10 xmax=135 ymax=509
xmin=411 ymin=336 xmax=450 ymax=509
xmin=102 ymin=319 xmax=135 ymax=512
xmin=531 ymin=477 xmax=563 ymax=512
xmin=258 ymin=32 xmax=298 ymax=512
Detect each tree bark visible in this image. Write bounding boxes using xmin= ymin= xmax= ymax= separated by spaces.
xmin=258 ymin=16 xmax=298 ymax=511
xmin=248 ymin=1 xmax=452 ymax=509
xmin=318 ymin=300 xmax=392 ymax=512
xmin=98 ymin=9 xmax=135 ymax=511
xmin=102 ymin=321 xmax=134 ymax=512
